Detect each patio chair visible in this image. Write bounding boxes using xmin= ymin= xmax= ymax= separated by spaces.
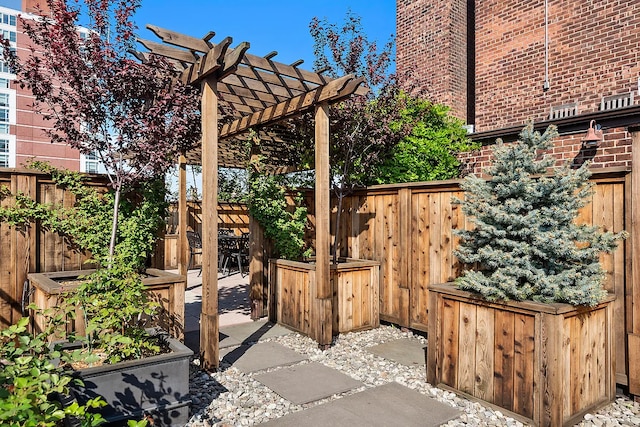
xmin=186 ymin=230 xmax=203 ymax=276
xmin=222 ymin=232 xmax=250 ymax=277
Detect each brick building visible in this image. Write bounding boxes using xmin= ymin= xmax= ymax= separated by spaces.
xmin=397 ymin=0 xmax=640 ymax=173
xmin=0 ymin=0 xmax=98 ymax=172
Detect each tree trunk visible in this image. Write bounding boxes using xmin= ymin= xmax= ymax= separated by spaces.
xmin=108 ymin=185 xmax=121 ymax=263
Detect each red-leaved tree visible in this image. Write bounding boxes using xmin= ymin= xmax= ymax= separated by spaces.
xmin=3 ymin=0 xmax=201 ymax=260
xmin=310 ymin=12 xmax=413 ymax=262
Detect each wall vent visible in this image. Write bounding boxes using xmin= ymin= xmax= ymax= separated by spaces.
xmin=549 ymin=102 xmax=578 ymax=120
xmin=600 ymin=92 xmax=634 ymax=111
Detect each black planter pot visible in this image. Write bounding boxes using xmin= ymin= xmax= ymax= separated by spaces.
xmin=64 ymin=334 xmax=193 ymax=426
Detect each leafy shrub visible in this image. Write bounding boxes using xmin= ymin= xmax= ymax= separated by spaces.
xmin=368 ymin=97 xmax=478 ymax=184
xmin=69 ymin=266 xmax=161 ymax=364
xmin=0 ymin=160 xmax=167 ymax=271
xmin=0 ymin=316 xmax=106 ymax=427
xmin=247 ymin=171 xmax=310 ymax=261
xmin=0 ymin=162 xmax=165 ymax=364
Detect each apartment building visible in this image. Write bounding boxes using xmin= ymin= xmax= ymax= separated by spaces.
xmin=397 ymin=0 xmax=640 ymax=173
xmin=0 ymin=0 xmax=98 ymax=172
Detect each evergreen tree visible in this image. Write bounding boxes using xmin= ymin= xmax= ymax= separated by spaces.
xmin=454 ymin=123 xmax=626 ymax=306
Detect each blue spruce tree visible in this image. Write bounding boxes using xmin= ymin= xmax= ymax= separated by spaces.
xmin=454 ymin=122 xmax=626 ymax=306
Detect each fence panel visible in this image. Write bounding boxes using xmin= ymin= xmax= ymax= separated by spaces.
xmin=0 ymin=169 xmax=102 ymax=328
xmin=332 ymin=172 xmax=628 ymax=385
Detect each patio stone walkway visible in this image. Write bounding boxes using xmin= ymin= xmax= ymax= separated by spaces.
xmin=366 ymin=338 xmax=427 ymax=367
xmin=181 ymin=268 xmax=640 ymax=426
xmin=259 ymin=382 xmax=461 ymax=427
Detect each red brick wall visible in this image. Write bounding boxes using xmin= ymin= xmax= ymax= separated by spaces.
xmin=397 ymin=0 xmax=640 ymax=131
xmin=475 ymin=0 xmax=640 ymax=131
xmin=459 ymin=127 xmax=633 ymax=175
xmin=396 ymin=0 xmax=468 ymax=121
xmin=397 ymin=0 xmax=640 ymax=171
xmin=22 ymin=0 xmax=50 ymax=15
xmin=13 ymin=15 xmax=80 ymax=170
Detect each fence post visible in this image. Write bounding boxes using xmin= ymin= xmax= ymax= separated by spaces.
xmin=9 ymin=173 xmax=37 ymax=326
xmin=398 ymin=187 xmax=411 ymax=327
xmin=629 ymin=130 xmax=640 ymax=399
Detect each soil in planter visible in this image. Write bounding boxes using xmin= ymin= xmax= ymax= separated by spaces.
xmin=56 ymin=272 xmax=151 ymax=287
xmin=61 ymin=334 xmax=172 ymax=369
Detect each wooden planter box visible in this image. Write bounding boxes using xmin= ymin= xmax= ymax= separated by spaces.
xmin=269 ymin=258 xmax=380 ymax=337
xmin=427 ymin=283 xmax=616 ymax=427
xmin=28 ymin=268 xmax=186 ymax=340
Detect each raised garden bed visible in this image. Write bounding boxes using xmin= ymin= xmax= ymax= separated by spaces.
xmin=427 ymin=283 xmax=616 ymax=427
xmin=62 ymin=332 xmax=192 ymax=426
xmin=28 ymin=268 xmax=186 ymax=340
xmin=269 ymin=258 xmax=380 ymax=337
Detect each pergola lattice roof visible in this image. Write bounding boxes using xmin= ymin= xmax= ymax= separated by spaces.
xmin=135 ymin=25 xmax=366 ymax=170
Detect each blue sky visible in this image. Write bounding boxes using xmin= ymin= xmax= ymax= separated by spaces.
xmin=1 ymin=0 xmax=396 ymax=68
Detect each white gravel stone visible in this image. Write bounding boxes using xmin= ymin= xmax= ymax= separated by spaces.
xmin=185 ymin=325 xmax=640 ymax=426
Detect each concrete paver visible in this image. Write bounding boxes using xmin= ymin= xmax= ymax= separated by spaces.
xmin=180 ymin=269 xmax=253 ymax=328
xmin=254 ymin=362 xmax=364 ymax=405
xmin=366 ymin=338 xmax=427 ymax=366
xmin=180 ymin=268 xmax=256 ymax=352
xmin=219 ymin=319 xmax=292 ymax=345
xmin=219 ymin=341 xmax=308 ymax=373
xmin=258 ymin=381 xmax=460 ymax=427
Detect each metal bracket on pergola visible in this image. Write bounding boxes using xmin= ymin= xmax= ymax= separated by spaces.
xmin=136 ymin=25 xmax=365 ymax=370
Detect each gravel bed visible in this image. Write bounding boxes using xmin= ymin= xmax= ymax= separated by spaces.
xmin=185 ymin=325 xmax=640 ymax=426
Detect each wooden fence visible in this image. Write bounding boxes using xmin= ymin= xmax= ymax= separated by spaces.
xmin=0 ymin=169 xmax=250 ymax=327
xmin=0 ymin=169 xmax=107 ymax=328
xmin=1 ymin=167 xmax=636 ymax=390
xmin=324 ymin=168 xmax=629 ymax=386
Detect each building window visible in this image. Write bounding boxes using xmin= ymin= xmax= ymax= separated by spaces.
xmin=0 ymin=138 xmax=9 ymax=168
xmin=0 ymin=61 xmax=11 ymax=74
xmin=1 ymin=30 xmax=16 ymax=43
xmin=0 ymin=13 xmax=16 ymax=27
xmin=0 ymin=78 xmax=8 ymax=88
xmin=0 ymin=107 xmax=8 ymax=123
xmin=84 ymin=151 xmax=101 ymax=173
xmin=0 ymin=93 xmax=10 ymax=130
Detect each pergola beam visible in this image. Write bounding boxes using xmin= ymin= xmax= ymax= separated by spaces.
xmin=146 ymin=24 xmax=213 ymax=52
xmin=314 ymin=102 xmax=332 ymax=347
xmin=199 ymin=78 xmax=219 ymax=371
xmin=179 ymin=37 xmax=232 ymax=85
xmin=220 ymin=74 xmax=364 ymax=139
xmin=178 ymin=155 xmax=188 ymax=277
xmin=242 ymin=54 xmax=328 ymax=85
xmin=216 ymin=43 xmax=252 ymax=79
xmin=137 ymin=38 xmax=199 ymax=63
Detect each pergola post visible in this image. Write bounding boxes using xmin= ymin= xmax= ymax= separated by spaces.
xmin=249 ymin=141 xmax=266 ymax=319
xmin=314 ymin=102 xmax=332 ymax=347
xmin=178 ymin=154 xmax=188 ymax=276
xmin=200 ymin=77 xmax=219 ymax=370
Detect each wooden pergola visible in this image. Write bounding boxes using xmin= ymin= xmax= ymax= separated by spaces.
xmin=137 ymin=26 xmax=365 ymax=370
